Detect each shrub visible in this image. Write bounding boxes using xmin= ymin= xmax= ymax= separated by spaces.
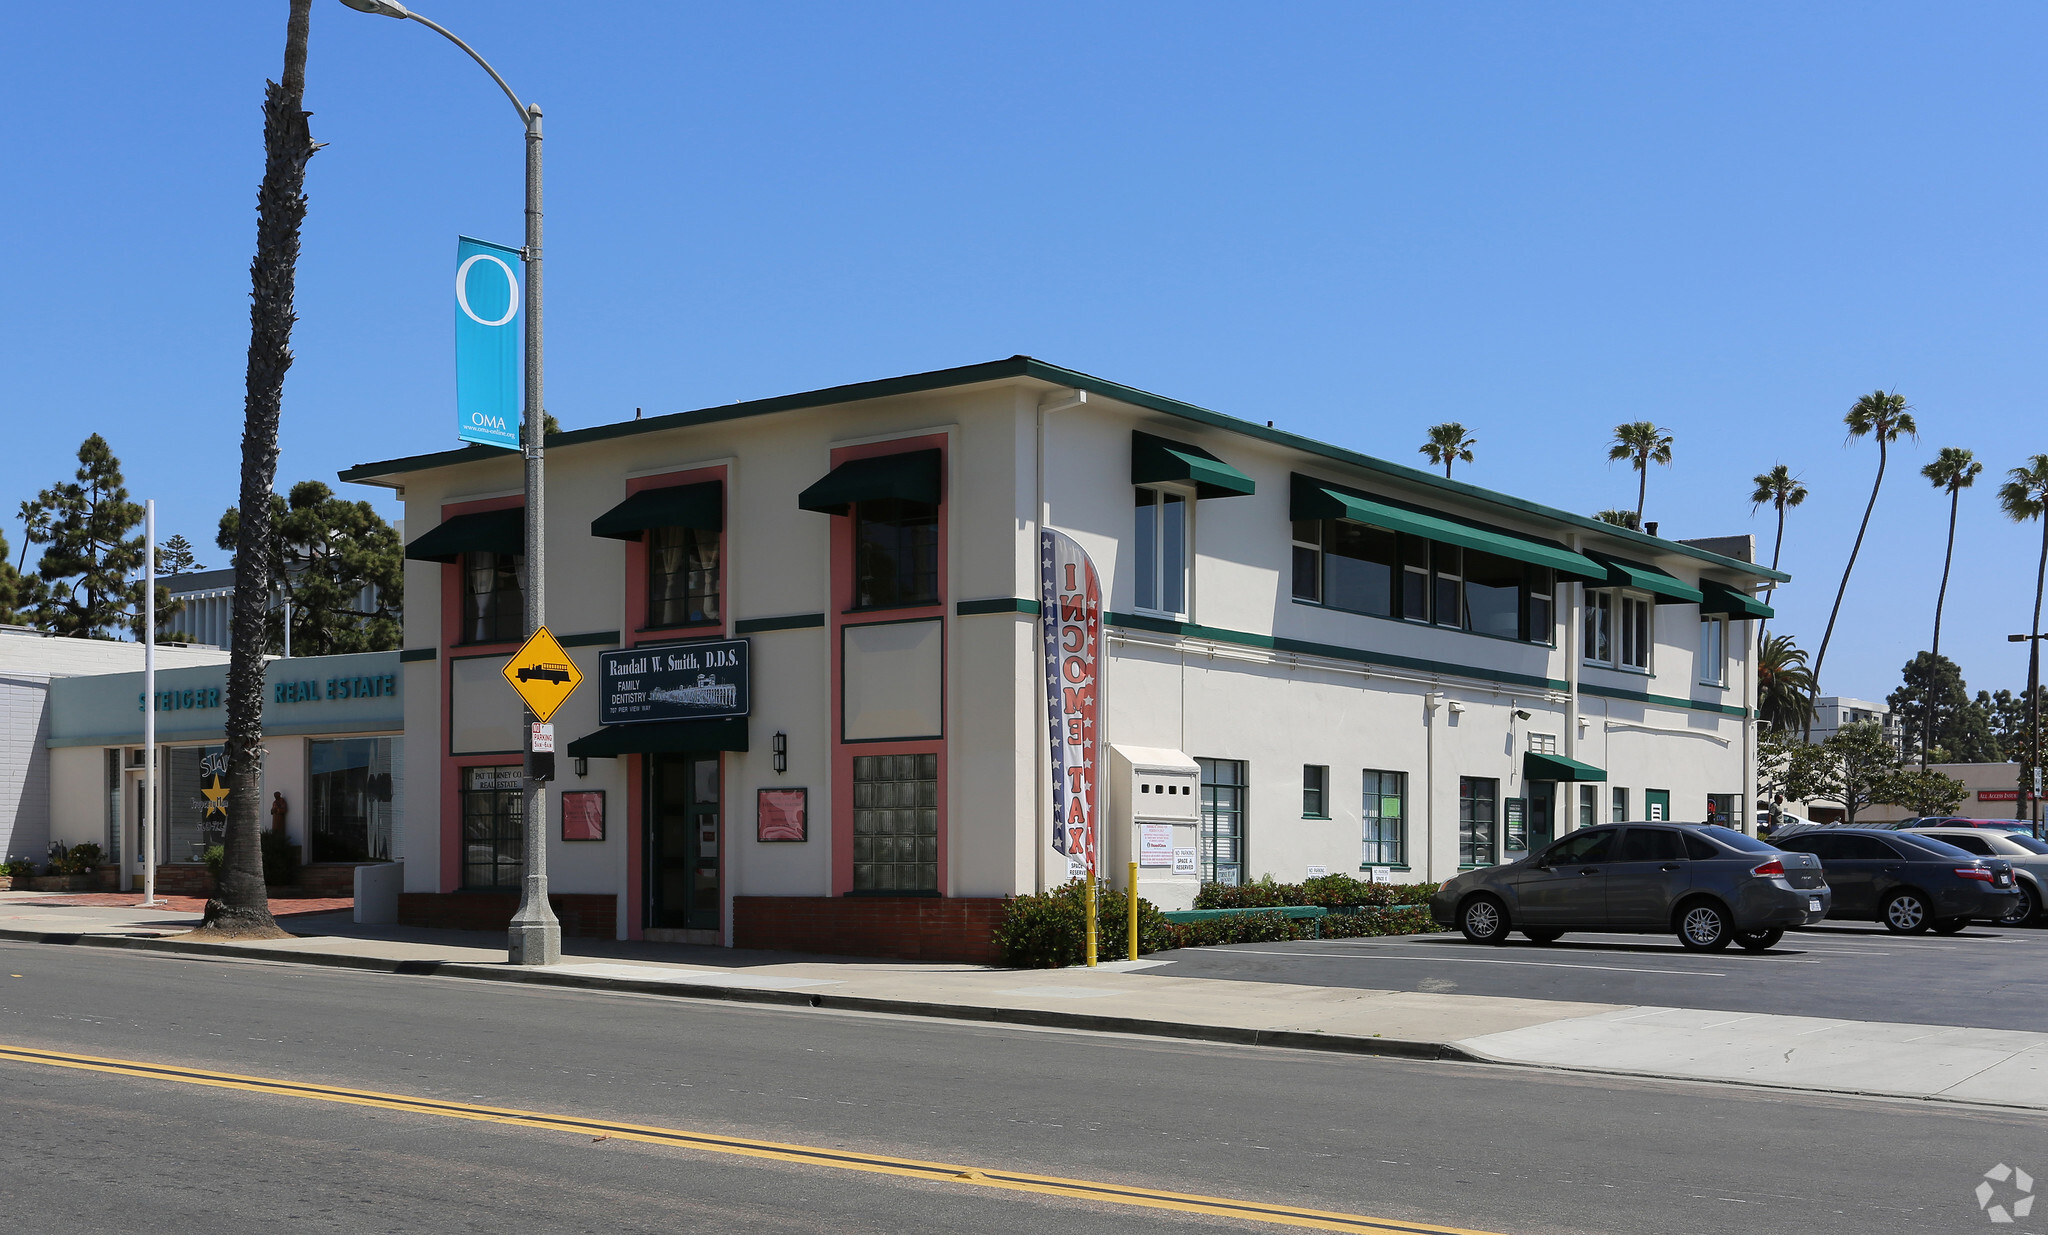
xmin=202 ymin=844 xmax=225 ymax=888
xmin=1165 ymin=910 xmax=1315 ymax=949
xmin=1320 ymin=906 xmax=1437 ymax=938
xmin=261 ymin=831 xmax=302 ymax=887
xmin=2 ymin=856 xmax=35 ymax=879
xmin=1195 ymin=876 xmax=1440 ymax=912
xmin=995 ymin=879 xmax=1176 ymax=968
xmin=46 ymin=842 xmax=105 ymax=876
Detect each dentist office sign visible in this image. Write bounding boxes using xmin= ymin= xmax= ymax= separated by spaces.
xmin=455 ymin=235 xmax=522 ymax=450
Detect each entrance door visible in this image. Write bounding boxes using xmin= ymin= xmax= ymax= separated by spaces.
xmin=649 ymin=753 xmax=720 ymax=931
xmin=1644 ymin=789 xmax=1671 ymax=822
xmin=1526 ymin=783 xmax=1556 ymax=852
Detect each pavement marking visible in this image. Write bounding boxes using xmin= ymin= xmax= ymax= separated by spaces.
xmin=1227 ymin=949 xmax=1728 ymax=977
xmin=0 ymin=1042 xmax=1504 ymax=1235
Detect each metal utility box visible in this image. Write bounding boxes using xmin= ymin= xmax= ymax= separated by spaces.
xmin=1107 ymin=744 xmax=1202 ymax=911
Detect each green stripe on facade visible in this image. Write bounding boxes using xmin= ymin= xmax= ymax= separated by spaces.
xmin=734 ymin=613 xmax=827 ymax=634
xmin=1579 ymin=682 xmax=1749 ymax=718
xmin=1105 ymin=612 xmax=1568 ymax=693
xmin=397 ymin=647 xmax=437 ymax=663
xmin=558 ymin=630 xmax=621 ymax=648
xmin=956 ymin=597 xmax=1041 ymax=616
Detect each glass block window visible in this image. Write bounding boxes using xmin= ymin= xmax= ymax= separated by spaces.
xmin=1361 ymin=770 xmax=1405 ymax=867
xmin=462 ymin=764 xmax=524 ymax=889
xmin=852 ymin=752 xmax=938 ymax=892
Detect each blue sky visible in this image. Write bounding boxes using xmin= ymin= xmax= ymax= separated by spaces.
xmin=2 ymin=2 xmax=2042 ymax=705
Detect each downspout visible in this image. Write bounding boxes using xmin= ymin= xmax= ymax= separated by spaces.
xmin=1744 ymin=593 xmax=1760 ymax=835
xmin=1565 ymin=536 xmax=1583 ymax=831
xmin=1034 ymin=387 xmax=1087 ymax=894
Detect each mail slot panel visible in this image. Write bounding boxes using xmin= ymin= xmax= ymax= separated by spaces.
xmin=1130 ymin=768 xmax=1199 ymax=823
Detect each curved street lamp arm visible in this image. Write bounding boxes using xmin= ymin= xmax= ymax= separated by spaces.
xmin=402 ymin=10 xmax=531 ymax=125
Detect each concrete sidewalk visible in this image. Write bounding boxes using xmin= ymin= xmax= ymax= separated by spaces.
xmin=5 ymin=891 xmax=2045 ymax=1111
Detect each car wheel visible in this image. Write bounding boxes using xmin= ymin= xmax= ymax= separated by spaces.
xmin=1998 ymin=884 xmax=2040 ymax=928
xmin=1882 ymin=891 xmax=1931 ymax=934
xmin=1735 ymin=928 xmax=1783 ymax=953
xmin=1932 ymin=917 xmax=1970 ymax=935
xmin=1522 ymin=928 xmax=1564 ymax=944
xmin=1459 ymin=895 xmax=1511 ymax=944
xmin=1676 ymin=900 xmax=1734 ymax=951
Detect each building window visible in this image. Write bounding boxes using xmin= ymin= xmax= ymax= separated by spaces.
xmin=308 ymin=737 xmax=399 ymax=863
xmin=1707 ymin=792 xmax=1739 ymax=828
xmin=1135 ymin=487 xmax=1189 ymax=616
xmin=1585 ymin=589 xmax=1651 ymax=671
xmin=1459 ymin=776 xmax=1497 ymax=866
xmin=1361 ymin=770 xmax=1405 ymax=867
xmin=1579 ymin=783 xmax=1597 ymax=829
xmin=853 ymin=498 xmax=938 ymax=609
xmin=1290 ymin=521 xmax=1321 ymax=602
xmin=851 ymin=753 xmax=937 ymax=892
xmin=1527 ymin=570 xmax=1554 ymax=642
xmin=648 ymin=525 xmax=720 ymax=627
xmin=1611 ymin=786 xmax=1629 ymax=823
xmin=1699 ymin=615 xmax=1726 ymax=686
xmin=1527 ymin=732 xmax=1559 ymax=755
xmin=1302 ymin=765 xmax=1329 ymax=818
xmin=166 ymin=745 xmax=227 ymax=864
xmin=461 ymin=764 xmax=524 ymax=889
xmin=1198 ymin=758 xmax=1246 ymax=886
xmin=1292 ymin=521 xmax=1551 ymax=644
xmin=104 ymin=749 xmax=122 ymax=868
xmin=1433 ymin=545 xmax=1464 ymax=628
xmin=462 ymin=551 xmax=525 ymax=644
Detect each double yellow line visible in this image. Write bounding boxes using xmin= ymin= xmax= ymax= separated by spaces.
xmin=0 ymin=1041 xmax=1507 ymax=1234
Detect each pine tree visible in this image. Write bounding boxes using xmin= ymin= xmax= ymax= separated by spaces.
xmin=31 ymin=434 xmax=148 ymax=638
xmin=1887 ymin=652 xmax=2001 ymax=764
xmin=217 ymin=480 xmax=403 ymax=655
xmin=157 ymin=534 xmax=204 ymax=576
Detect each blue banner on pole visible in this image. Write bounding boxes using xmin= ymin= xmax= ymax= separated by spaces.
xmin=455 ymin=236 xmax=522 ymax=450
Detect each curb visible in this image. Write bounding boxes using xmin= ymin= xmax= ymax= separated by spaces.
xmin=0 ymin=927 xmax=1484 ymax=1064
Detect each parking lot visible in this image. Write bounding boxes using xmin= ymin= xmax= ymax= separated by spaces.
xmin=1150 ymin=923 xmax=2048 ymax=1031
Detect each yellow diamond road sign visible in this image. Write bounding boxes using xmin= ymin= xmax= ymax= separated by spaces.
xmin=501 ymin=625 xmax=583 ymax=722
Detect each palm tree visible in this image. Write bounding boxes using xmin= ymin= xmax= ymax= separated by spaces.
xmin=1919 ymin=447 xmax=1982 ymax=766
xmin=1758 ymin=633 xmax=1819 ymax=733
xmin=1593 ymin=509 xmax=1640 ymax=530
xmin=1607 ymin=422 xmax=1674 ymax=529
xmin=207 ymin=0 xmax=313 ymax=940
xmin=16 ymin=498 xmax=50 ymax=573
xmin=1748 ymin=464 xmax=1807 ymax=649
xmin=1419 ymin=423 xmax=1476 ymax=479
xmin=1999 ymin=455 xmax=2048 ymax=822
xmin=1809 ymin=390 xmax=1917 ymax=735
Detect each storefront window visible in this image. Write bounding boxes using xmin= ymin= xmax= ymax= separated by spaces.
xmin=308 ymin=737 xmax=399 ymax=863
xmin=167 ymin=745 xmax=227 ymax=864
xmin=1459 ymin=776 xmax=1497 ymax=866
xmin=462 ymin=550 xmax=525 ymax=644
xmin=851 ymin=753 xmax=937 ymax=892
xmin=462 ymin=765 xmax=524 ymax=888
xmin=647 ymin=525 xmax=719 ymax=627
xmin=853 ymin=498 xmax=938 ymax=609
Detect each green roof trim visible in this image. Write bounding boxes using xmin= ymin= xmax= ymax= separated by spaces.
xmin=1699 ymin=579 xmax=1774 ymax=620
xmin=565 ymin=717 xmax=749 ymax=757
xmin=1131 ymin=430 xmax=1255 ymax=498
xmin=1586 ymin=552 xmax=1704 ymax=605
xmin=733 ymin=613 xmax=825 ymax=634
xmin=957 ymin=597 xmax=1040 ymax=616
xmin=1579 ymin=681 xmax=1749 ymax=718
xmin=796 ymin=448 xmax=941 ymax=516
xmin=1291 ymin=474 xmax=1604 ymax=582
xmin=339 ymin=356 xmax=1786 ymax=583
xmin=403 ymin=507 xmax=523 ymax=563
xmin=1524 ymin=751 xmax=1607 ymax=783
xmin=590 ymin=481 xmax=722 ymax=541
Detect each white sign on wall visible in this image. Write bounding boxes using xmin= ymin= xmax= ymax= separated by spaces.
xmin=1140 ymin=824 xmax=1173 ymax=867
xmin=1171 ymin=847 xmax=1198 ymax=876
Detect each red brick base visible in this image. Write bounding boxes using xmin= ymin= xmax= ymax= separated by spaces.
xmin=732 ymin=896 xmax=1006 ymax=964
xmin=398 ymin=892 xmax=618 ymax=939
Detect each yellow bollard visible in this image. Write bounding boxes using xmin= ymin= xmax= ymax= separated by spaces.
xmin=1085 ymin=869 xmax=1098 ymax=967
xmin=1127 ymin=860 xmax=1140 ymax=961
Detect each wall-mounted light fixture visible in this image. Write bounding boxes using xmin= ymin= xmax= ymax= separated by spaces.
xmin=772 ymin=731 xmax=788 ymax=774
xmin=1514 ymin=709 xmax=1532 ymax=721
xmin=573 ymin=756 xmax=588 ymax=778
xmin=1447 ymin=700 xmax=1466 ymax=715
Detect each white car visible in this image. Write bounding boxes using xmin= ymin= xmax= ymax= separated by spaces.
xmin=1907 ymin=827 xmax=2048 ymax=927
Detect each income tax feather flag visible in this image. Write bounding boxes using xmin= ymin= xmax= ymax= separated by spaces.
xmin=1040 ymin=529 xmax=1102 ymax=875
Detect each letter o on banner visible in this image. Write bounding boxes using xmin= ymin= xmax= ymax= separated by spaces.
xmin=1063 ymin=656 xmax=1088 ymax=684
xmin=455 ymin=253 xmax=519 ymax=327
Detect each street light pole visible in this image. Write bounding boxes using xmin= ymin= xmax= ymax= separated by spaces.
xmin=343 ymin=0 xmax=559 ymax=963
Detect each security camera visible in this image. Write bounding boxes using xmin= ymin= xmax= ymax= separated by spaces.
xmin=1514 ymin=709 xmax=1532 ymax=720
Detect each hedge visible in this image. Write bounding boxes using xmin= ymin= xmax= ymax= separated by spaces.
xmin=1195 ymin=873 xmax=1441 ymax=912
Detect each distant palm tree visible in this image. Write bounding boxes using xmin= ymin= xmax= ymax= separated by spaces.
xmin=1419 ymin=423 xmax=1476 ymax=479
xmin=1758 ymin=634 xmax=1819 ymax=733
xmin=1607 ymin=422 xmax=1674 ymax=528
xmin=1999 ymin=455 xmax=2048 ymax=810
xmin=16 ymin=498 xmax=50 ymax=573
xmin=1593 ymin=509 xmax=1640 ymax=530
xmin=1921 ymin=447 xmax=1981 ymax=664
xmin=1748 ymin=464 xmax=1807 ymax=644
xmin=1810 ymin=391 xmax=1917 ymax=734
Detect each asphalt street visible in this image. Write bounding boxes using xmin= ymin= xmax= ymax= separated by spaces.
xmin=1151 ymin=923 xmax=2048 ymax=1031
xmin=0 ymin=941 xmax=2038 ymax=1234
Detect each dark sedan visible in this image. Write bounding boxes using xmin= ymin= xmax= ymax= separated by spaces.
xmin=1770 ymin=828 xmax=2021 ymax=933
xmin=1429 ymin=822 xmax=1829 ymax=952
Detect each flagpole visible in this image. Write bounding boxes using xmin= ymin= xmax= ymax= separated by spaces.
xmin=141 ymin=500 xmax=157 ymax=906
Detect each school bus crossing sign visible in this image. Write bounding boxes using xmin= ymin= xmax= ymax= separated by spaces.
xmin=501 ymin=626 xmax=583 ymax=722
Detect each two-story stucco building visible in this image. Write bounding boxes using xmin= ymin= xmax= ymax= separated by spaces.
xmin=339 ymin=357 xmax=1782 ymax=958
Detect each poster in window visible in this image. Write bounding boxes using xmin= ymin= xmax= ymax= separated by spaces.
xmin=758 ymin=788 xmax=807 ymax=842
xmin=561 ymin=791 xmax=605 ymax=841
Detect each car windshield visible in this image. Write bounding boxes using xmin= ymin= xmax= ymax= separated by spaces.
xmin=1699 ymin=825 xmax=1776 ymax=853
xmin=2005 ymin=835 xmax=2048 ymax=855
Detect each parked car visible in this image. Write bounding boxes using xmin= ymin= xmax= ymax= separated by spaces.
xmin=1769 ymin=828 xmax=2020 ymax=933
xmin=1879 ymin=817 xmax=2038 ymax=834
xmin=1430 ymin=822 xmax=1830 ymax=952
xmin=1907 ymin=827 xmax=2048 ymax=927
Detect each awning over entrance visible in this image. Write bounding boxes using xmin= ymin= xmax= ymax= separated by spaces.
xmin=1289 ymin=474 xmax=1604 ymax=581
xmin=1584 ymin=552 xmax=1704 ymax=605
xmin=1131 ymin=430 xmax=1256 ymax=499
xmin=404 ymin=507 xmax=524 ymax=563
xmin=1524 ymin=751 xmax=1607 ymax=782
xmin=797 ymin=448 xmax=941 ymax=516
xmin=589 ymin=481 xmax=723 ymax=541
xmin=565 ymin=717 xmax=749 ymax=757
xmin=1699 ymin=579 xmax=1774 ymax=620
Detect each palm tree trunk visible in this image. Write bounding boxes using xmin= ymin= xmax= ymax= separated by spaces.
xmin=1444 ymin=460 xmax=1452 ymax=479
xmin=1635 ymin=460 xmax=1648 ymax=526
xmin=1925 ymin=488 xmax=1961 ymax=768
xmin=1810 ymin=438 xmax=1887 ymax=738
xmin=2026 ymin=517 xmax=2047 ymax=831
xmin=205 ymin=0 xmax=313 ymax=937
xmin=1758 ymin=503 xmax=1786 ymax=648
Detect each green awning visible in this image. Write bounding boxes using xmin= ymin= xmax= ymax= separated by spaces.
xmin=1699 ymin=579 xmax=1774 ymax=620
xmin=1131 ymin=431 xmax=1255 ymax=499
xmin=590 ymin=481 xmax=723 ymax=541
xmin=404 ymin=507 xmax=524 ymax=563
xmin=565 ymin=717 xmax=749 ymax=757
xmin=1524 ymin=752 xmax=1606 ymax=783
xmin=797 ymin=448 xmax=941 ymax=515
xmin=1585 ymin=552 xmax=1704 ymax=605
xmin=1290 ymin=474 xmax=1603 ymax=581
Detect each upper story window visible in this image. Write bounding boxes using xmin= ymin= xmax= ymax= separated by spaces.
xmin=1584 ymin=589 xmax=1651 ymax=672
xmin=461 ymin=551 xmax=524 ymax=644
xmin=648 ymin=525 xmax=720 ymax=627
xmin=1292 ymin=519 xmax=1553 ymax=644
xmin=853 ymin=497 xmax=938 ymax=609
xmin=1698 ymin=615 xmax=1726 ymax=686
xmin=1134 ymin=487 xmax=1189 ymax=617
